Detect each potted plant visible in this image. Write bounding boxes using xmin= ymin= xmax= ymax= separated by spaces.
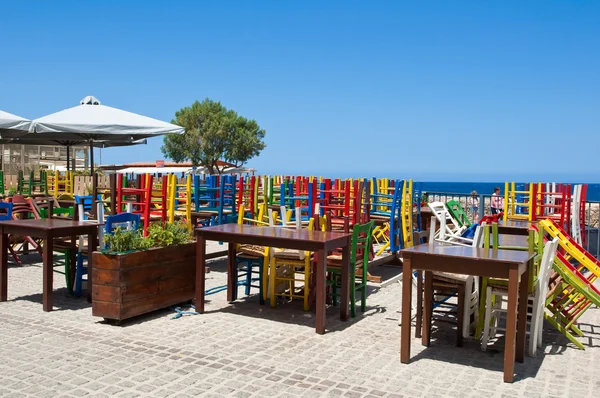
xmin=91 ymin=221 xmax=196 ymax=323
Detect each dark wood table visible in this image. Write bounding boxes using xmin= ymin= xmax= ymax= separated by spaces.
xmin=498 ymin=220 xmax=538 ymax=236
xmin=0 ymin=219 xmax=102 ymax=311
xmin=195 ymin=224 xmax=352 ymax=334
xmin=399 ymin=243 xmax=535 ymax=383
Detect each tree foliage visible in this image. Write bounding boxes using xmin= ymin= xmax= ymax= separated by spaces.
xmin=161 ymin=99 xmax=266 ymax=174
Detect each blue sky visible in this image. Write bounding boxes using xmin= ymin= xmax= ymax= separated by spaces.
xmin=1 ymin=1 xmax=599 ymax=181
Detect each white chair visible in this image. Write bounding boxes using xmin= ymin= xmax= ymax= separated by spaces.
xmin=570 ymin=184 xmax=583 ymax=245
xmin=480 ymin=237 xmax=559 ymax=356
xmin=428 ymin=202 xmax=473 ymax=247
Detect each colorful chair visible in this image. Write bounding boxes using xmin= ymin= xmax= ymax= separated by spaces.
xmin=427 ymin=201 xmax=472 ymax=246
xmin=326 ymin=221 xmax=374 ymax=317
xmin=503 ymin=182 xmax=535 ymax=222
xmin=19 ymin=170 xmax=48 ymax=196
xmin=268 ymin=213 xmax=314 ymax=311
xmin=446 ymin=200 xmax=471 ymax=228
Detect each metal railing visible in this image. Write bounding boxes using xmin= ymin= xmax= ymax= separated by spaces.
xmin=423 ymin=191 xmax=600 ymax=259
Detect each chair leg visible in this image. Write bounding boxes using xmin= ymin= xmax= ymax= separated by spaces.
xmin=415 ymin=271 xmax=423 ymax=339
xmin=244 ymin=261 xmax=251 ymax=296
xmin=463 ymin=278 xmax=474 ymax=339
xmin=350 ymin=273 xmax=356 ymax=318
xmin=361 ymin=277 xmax=367 ymax=313
xmin=258 ymin=258 xmax=265 ymax=305
xmin=529 ymin=292 xmax=541 ymax=357
xmin=74 ymin=253 xmax=83 ymax=298
xmin=64 ymin=249 xmax=73 ymax=296
xmin=475 ymin=277 xmax=489 ymax=339
xmin=269 ymin=258 xmax=277 ymax=308
xmin=481 ymin=286 xmax=494 ymax=351
xmin=457 ymin=284 xmax=465 ymax=347
xmin=303 ymin=260 xmax=310 ymax=311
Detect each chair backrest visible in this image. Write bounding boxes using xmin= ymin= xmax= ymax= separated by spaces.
xmin=10 ymin=195 xmax=40 ymax=219
xmin=446 ymin=200 xmax=471 ymax=228
xmin=537 ymin=238 xmax=559 ymax=302
xmin=352 ymin=221 xmax=375 ymax=271
xmin=0 ymin=202 xmax=13 ymax=221
xmin=105 ymin=213 xmax=141 ymax=234
xmin=39 ymin=206 xmax=74 ymax=219
xmin=428 ymin=201 xmax=465 ymax=239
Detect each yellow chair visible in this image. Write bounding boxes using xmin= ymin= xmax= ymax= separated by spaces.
xmin=235 ymin=204 xmax=270 ymax=303
xmin=47 ymin=171 xmax=73 ymax=197
xmin=269 ymin=214 xmax=315 ymax=311
xmin=167 ymin=174 xmax=192 ymax=230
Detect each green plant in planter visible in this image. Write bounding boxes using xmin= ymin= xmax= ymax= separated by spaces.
xmin=104 ymin=228 xmax=152 ymax=253
xmin=146 ymin=221 xmax=192 ymax=247
xmin=103 ymin=222 xmax=192 ymax=253
xmin=7 ymin=187 xmax=17 ymax=196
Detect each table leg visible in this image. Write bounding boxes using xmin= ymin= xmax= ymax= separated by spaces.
xmin=315 ymin=248 xmax=326 ymax=334
xmin=340 ymin=240 xmax=350 ymax=321
xmin=422 ymin=270 xmax=433 ymax=347
xmin=42 ymin=234 xmax=53 ymax=312
xmin=227 ymin=242 xmax=237 ymax=302
xmin=415 ymin=270 xmax=423 ymax=339
xmin=195 ymin=236 xmax=206 ymax=313
xmin=69 ymin=235 xmax=77 ymax=291
xmin=516 ymin=262 xmax=531 ymax=363
xmin=503 ymin=267 xmax=519 ymax=383
xmin=0 ymin=232 xmax=8 ymax=302
xmin=401 ymin=257 xmax=412 ymax=363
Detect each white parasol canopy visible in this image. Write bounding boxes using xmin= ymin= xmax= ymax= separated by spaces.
xmin=17 ymin=96 xmax=185 ymax=173
xmin=0 ymin=110 xmax=32 ymax=138
xmin=30 ymin=96 xmax=184 ymax=141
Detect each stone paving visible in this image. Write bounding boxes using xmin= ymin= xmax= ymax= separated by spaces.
xmin=1 ymin=242 xmax=599 ymax=397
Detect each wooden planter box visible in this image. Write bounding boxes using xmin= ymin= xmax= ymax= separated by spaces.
xmin=91 ymin=242 xmax=196 ymax=322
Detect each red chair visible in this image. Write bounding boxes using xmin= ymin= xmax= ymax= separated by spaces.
xmin=7 ymin=195 xmax=43 ymax=264
xmin=533 ymin=183 xmax=571 ymax=230
xmin=117 ymin=174 xmax=152 ymax=235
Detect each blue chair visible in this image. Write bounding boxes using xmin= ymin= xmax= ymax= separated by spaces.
xmin=370 ymin=179 xmax=403 ymax=253
xmin=193 ymin=175 xmax=237 ymax=227
xmin=104 ymin=212 xmax=141 ymax=235
xmin=0 ymin=202 xmax=13 ymax=221
xmin=75 ymin=195 xmax=102 ymax=220
xmin=74 ymin=213 xmax=141 ymax=297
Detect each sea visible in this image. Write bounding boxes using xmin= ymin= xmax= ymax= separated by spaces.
xmin=419 ymin=182 xmax=600 ymax=202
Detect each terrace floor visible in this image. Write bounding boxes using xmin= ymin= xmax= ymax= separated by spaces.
xmin=0 ymin=243 xmax=598 ymax=397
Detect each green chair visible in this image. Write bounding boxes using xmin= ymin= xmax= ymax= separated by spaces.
xmin=18 ymin=170 xmax=48 ymax=196
xmin=475 ymin=223 xmax=537 ymax=339
xmin=0 ymin=170 xmax=4 ymax=195
xmin=326 ymin=220 xmax=374 ymax=317
xmin=446 ymin=200 xmax=471 ymax=228
xmin=40 ymin=206 xmax=76 ymax=295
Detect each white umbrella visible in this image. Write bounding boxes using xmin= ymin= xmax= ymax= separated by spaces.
xmin=32 ymin=96 xmax=184 ymax=138
xmin=0 ymin=110 xmax=32 ymax=138
xmin=28 ymin=96 xmax=185 ymax=173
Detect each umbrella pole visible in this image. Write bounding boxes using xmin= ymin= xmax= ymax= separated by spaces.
xmin=66 ymin=145 xmax=70 ymax=173
xmin=90 ymin=144 xmax=94 ymax=175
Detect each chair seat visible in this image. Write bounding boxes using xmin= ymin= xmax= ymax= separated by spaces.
xmin=326 ymin=253 xmax=364 ymax=263
xmin=433 ymin=271 xmax=469 ymax=284
xmin=273 ymin=248 xmax=307 ymax=260
xmin=238 ymin=244 xmax=266 ymax=257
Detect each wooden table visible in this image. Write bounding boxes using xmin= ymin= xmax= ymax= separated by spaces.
xmin=0 ymin=219 xmax=102 ymax=311
xmin=498 ymin=220 xmax=538 ymax=236
xmin=195 ymin=224 xmax=352 ymax=334
xmin=399 ymin=243 xmax=535 ymax=383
